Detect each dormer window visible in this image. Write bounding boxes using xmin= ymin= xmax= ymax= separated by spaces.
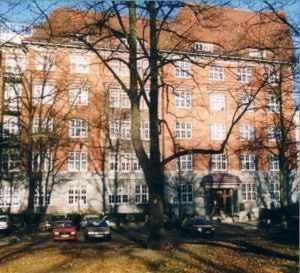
xmin=248 ymin=48 xmax=267 ymax=59
xmin=194 ymin=42 xmax=214 ymax=53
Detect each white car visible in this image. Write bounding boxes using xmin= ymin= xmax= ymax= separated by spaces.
xmin=0 ymin=215 xmax=11 ymax=233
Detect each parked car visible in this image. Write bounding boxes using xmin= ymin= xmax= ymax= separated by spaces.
xmin=84 ymin=219 xmax=111 ymax=241
xmin=0 ymin=215 xmax=11 ymax=234
xmin=52 ymin=220 xmax=77 ymax=241
xmin=181 ymin=217 xmax=215 ymax=238
xmin=81 ymin=214 xmax=102 ymax=228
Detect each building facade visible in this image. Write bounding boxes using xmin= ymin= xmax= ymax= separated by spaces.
xmin=0 ymin=5 xmax=297 ymax=221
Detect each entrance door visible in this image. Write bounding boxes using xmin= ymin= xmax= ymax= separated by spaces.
xmin=208 ymin=189 xmax=236 ymax=216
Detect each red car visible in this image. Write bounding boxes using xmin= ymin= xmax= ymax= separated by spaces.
xmin=52 ymin=220 xmax=77 ymax=241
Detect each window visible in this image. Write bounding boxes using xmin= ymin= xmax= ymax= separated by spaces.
xmin=209 ymin=65 xmax=224 ymax=81
xmin=270 ymin=182 xmax=280 ymax=201
xmin=70 ymin=54 xmax=89 ymax=73
xmin=109 ymin=153 xmax=141 ymax=172
xmin=238 ymin=94 xmax=254 ymax=112
xmin=175 ymin=61 xmax=191 ymax=78
xmin=109 ymin=88 xmax=130 ymax=108
xmin=32 ymin=118 xmax=53 ymax=133
xmin=33 ymin=82 xmax=55 ymax=104
xmin=266 ymin=67 xmax=279 ymax=84
xmin=175 ymin=90 xmax=192 ymax=108
xmin=194 ymin=42 xmax=214 ymax=52
xmin=34 ymin=187 xmax=50 ymax=207
xmin=211 ymin=154 xmax=228 ymax=171
xmin=210 ymin=123 xmax=226 ymax=141
xmin=68 ymin=152 xmax=87 ymax=172
xmin=241 ymin=183 xmax=257 ymax=201
xmin=109 ymin=120 xmax=131 ymax=139
xmin=32 ymin=152 xmax=52 ymax=172
xmin=4 ymin=83 xmax=22 ymax=110
xmin=69 ymin=119 xmax=88 ymax=138
xmin=177 ymin=154 xmax=193 ymax=171
xmin=175 ymin=122 xmax=192 ymax=139
xmin=135 ymin=185 xmax=149 ymax=204
xmin=267 ymin=94 xmax=279 ymax=112
xmin=269 ymin=155 xmax=279 ymax=171
xmin=240 ymin=154 xmax=256 ymax=171
xmin=141 ymin=121 xmax=150 ymax=140
xmin=0 ymin=186 xmax=19 ymax=208
xmin=5 ymin=54 xmax=25 ymax=73
xmin=109 ymin=186 xmax=128 ymax=205
xmin=210 ymin=93 xmax=225 ymax=111
xmin=69 ymin=85 xmax=89 ymax=105
xmin=109 ymin=60 xmax=129 ymax=76
xmin=3 ymin=116 xmax=18 ymax=137
xmin=238 ymin=67 xmax=252 ymax=83
xmin=68 ymin=185 xmax=87 ymax=205
xmin=140 ymin=89 xmax=150 ymax=110
xmin=35 ymin=52 xmax=55 ymax=71
xmin=267 ymin=125 xmax=282 ymax=141
xmin=1 ymin=150 xmax=20 ymax=172
xmin=248 ymin=48 xmax=267 ymax=58
xmin=179 ymin=184 xmax=193 ymax=204
xmin=240 ymin=124 xmax=255 ymax=141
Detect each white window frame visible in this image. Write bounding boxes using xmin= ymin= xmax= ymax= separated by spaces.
xmin=241 ymin=183 xmax=257 ymax=201
xmin=211 ymin=153 xmax=228 ymax=171
xmin=32 ymin=118 xmax=53 ymax=134
xmin=240 ymin=154 xmax=256 ymax=171
xmin=267 ymin=125 xmax=282 ymax=141
xmin=69 ymin=119 xmax=88 ymax=138
xmin=179 ymin=184 xmax=193 ymax=204
xmin=209 ymin=65 xmax=224 ymax=81
xmin=5 ymin=54 xmax=25 ymax=73
xmin=109 ymin=120 xmax=131 ymax=140
xmin=135 ymin=184 xmax=149 ymax=204
xmin=33 ymin=82 xmax=55 ymax=105
xmin=266 ymin=67 xmax=280 ymax=85
xmin=70 ymin=54 xmax=89 ymax=74
xmin=270 ymin=182 xmax=280 ymax=201
xmin=3 ymin=115 xmax=19 ymax=137
xmin=175 ymin=122 xmax=192 ymax=139
xmin=269 ymin=154 xmax=280 ymax=171
xmin=177 ymin=154 xmax=193 ymax=171
xmin=0 ymin=186 xmax=19 ymax=208
xmin=68 ymin=151 xmax=87 ymax=172
xmin=109 ymin=186 xmax=128 ymax=205
xmin=267 ymin=94 xmax=280 ymax=113
xmin=240 ymin=124 xmax=255 ymax=141
xmin=4 ymin=83 xmax=22 ymax=111
xmin=209 ymin=93 xmax=225 ymax=111
xmin=238 ymin=67 xmax=252 ymax=83
xmin=238 ymin=94 xmax=254 ymax=112
xmin=1 ymin=150 xmax=20 ymax=172
xmin=174 ymin=61 xmax=191 ymax=78
xmin=68 ymin=185 xmax=87 ymax=205
xmin=35 ymin=51 xmax=55 ymax=71
xmin=34 ymin=187 xmax=50 ymax=207
xmin=194 ymin=42 xmax=214 ymax=52
xmin=69 ymin=85 xmax=89 ymax=105
xmin=248 ymin=48 xmax=267 ymax=58
xmin=175 ymin=90 xmax=192 ymax=109
xmin=210 ymin=123 xmax=226 ymax=141
xmin=109 ymin=88 xmax=130 ymax=108
xmin=109 ymin=60 xmax=129 ymax=76
xmin=141 ymin=120 xmax=150 ymax=140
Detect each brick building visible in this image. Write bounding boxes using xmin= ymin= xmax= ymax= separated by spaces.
xmin=0 ymin=5 xmax=297 ymax=221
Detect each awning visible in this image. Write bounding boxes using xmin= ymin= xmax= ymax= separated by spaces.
xmin=201 ymin=172 xmax=241 ymax=188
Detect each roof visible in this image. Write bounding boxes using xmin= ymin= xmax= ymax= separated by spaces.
xmin=25 ymin=5 xmax=293 ymax=62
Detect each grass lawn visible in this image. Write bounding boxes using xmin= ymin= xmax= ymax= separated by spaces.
xmin=0 ymin=224 xmax=298 ymax=273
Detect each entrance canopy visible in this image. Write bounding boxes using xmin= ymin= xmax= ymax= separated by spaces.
xmin=201 ymin=172 xmax=241 ymax=189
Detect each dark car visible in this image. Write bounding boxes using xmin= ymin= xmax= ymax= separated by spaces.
xmin=84 ymin=219 xmax=111 ymax=241
xmin=52 ymin=220 xmax=77 ymax=241
xmin=182 ymin=217 xmax=215 ymax=238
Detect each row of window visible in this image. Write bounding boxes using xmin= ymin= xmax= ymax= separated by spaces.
xmin=4 ymin=82 xmax=89 ymax=110
xmin=4 ymin=54 xmax=280 ymax=85
xmin=0 ymin=150 xmax=280 ymax=173
xmin=3 ymin=116 xmax=89 ymax=138
xmin=0 ymin=181 xmax=280 ymax=209
xmin=108 ymin=88 xmax=280 ymax=113
xmin=177 ymin=153 xmax=280 ymax=172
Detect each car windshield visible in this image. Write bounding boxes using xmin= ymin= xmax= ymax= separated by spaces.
xmin=55 ymin=221 xmax=73 ymax=228
xmin=86 ymin=220 xmax=107 ymax=228
xmin=193 ymin=218 xmax=207 ymax=225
